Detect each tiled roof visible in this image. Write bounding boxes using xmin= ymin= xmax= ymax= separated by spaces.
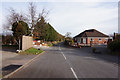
xmin=74 ymin=29 xmax=109 ymax=38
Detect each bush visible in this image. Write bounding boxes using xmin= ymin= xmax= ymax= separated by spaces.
xmin=64 ymin=40 xmax=69 ymax=45
xmin=2 ymin=35 xmax=17 ymax=45
xmin=64 ymin=40 xmax=73 ymax=45
xmin=78 ymin=45 xmax=81 ymax=48
xmin=48 ymin=43 xmax=53 ymax=47
xmin=107 ymin=39 xmax=120 ymax=52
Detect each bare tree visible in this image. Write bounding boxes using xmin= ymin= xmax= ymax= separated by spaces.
xmin=65 ymin=32 xmax=71 ymax=38
xmin=28 ymin=2 xmax=50 ymax=35
xmin=5 ymin=8 xmax=28 ymax=31
xmin=8 ymin=8 xmax=19 ymax=25
xmin=4 ymin=2 xmax=50 ymax=35
xmin=8 ymin=8 xmax=28 ymax=24
xmin=28 ymin=2 xmax=49 ymax=25
xmin=37 ymin=8 xmax=50 ymax=22
xmin=28 ymin=2 xmax=36 ymax=29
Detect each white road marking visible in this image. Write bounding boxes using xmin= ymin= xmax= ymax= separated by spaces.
xmin=71 ymin=67 xmax=79 ymax=80
xmin=59 ymin=45 xmax=79 ymax=80
xmin=59 ymin=46 xmax=66 ymax=60
xmin=59 ymin=49 xmax=61 ymax=50
xmin=61 ymin=52 xmax=66 ymax=60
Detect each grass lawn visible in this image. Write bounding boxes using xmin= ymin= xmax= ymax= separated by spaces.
xmin=0 ymin=75 xmax=2 ymax=79
xmin=19 ymin=47 xmax=43 ymax=55
xmin=47 ymin=42 xmax=59 ymax=47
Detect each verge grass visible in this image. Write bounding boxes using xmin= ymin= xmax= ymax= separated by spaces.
xmin=19 ymin=47 xmax=43 ymax=55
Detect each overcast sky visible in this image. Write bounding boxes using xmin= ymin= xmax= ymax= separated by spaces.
xmin=1 ymin=0 xmax=119 ymax=37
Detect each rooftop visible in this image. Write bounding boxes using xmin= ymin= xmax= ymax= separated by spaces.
xmin=74 ymin=29 xmax=109 ymax=38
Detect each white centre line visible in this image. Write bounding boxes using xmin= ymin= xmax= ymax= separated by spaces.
xmin=61 ymin=52 xmax=66 ymax=60
xmin=71 ymin=67 xmax=79 ymax=80
xmin=59 ymin=45 xmax=79 ymax=80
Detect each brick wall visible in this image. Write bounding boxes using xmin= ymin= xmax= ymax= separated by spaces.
xmin=76 ymin=37 xmax=108 ymax=45
xmin=22 ymin=35 xmax=33 ymax=51
xmin=88 ymin=37 xmax=108 ymax=45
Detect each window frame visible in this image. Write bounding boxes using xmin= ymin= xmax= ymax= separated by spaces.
xmin=91 ymin=38 xmax=94 ymax=41
xmin=99 ymin=38 xmax=102 ymax=41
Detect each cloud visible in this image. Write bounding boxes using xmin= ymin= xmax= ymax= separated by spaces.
xmin=0 ymin=3 xmax=2 ymax=33
xmin=1 ymin=0 xmax=119 ymax=2
xmin=1 ymin=2 xmax=118 ymax=37
xmin=48 ymin=2 xmax=118 ymax=36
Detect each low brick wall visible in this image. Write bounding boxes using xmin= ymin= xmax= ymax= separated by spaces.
xmin=22 ymin=36 xmax=33 ymax=51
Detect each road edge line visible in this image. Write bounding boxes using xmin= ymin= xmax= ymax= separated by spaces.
xmin=3 ymin=51 xmax=45 ymax=78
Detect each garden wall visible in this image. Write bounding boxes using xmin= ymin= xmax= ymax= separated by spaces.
xmin=22 ymin=35 xmax=33 ymax=51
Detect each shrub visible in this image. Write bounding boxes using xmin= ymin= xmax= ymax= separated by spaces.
xmin=2 ymin=35 xmax=17 ymax=45
xmin=64 ymin=39 xmax=73 ymax=46
xmin=107 ymin=39 xmax=120 ymax=52
xmin=78 ymin=45 xmax=81 ymax=48
xmin=64 ymin=40 xmax=69 ymax=45
xmin=48 ymin=43 xmax=53 ymax=47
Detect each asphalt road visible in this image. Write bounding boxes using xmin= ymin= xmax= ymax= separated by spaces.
xmin=6 ymin=43 xmax=118 ymax=79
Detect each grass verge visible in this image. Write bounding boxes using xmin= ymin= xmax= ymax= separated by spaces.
xmin=48 ymin=44 xmax=53 ymax=47
xmin=19 ymin=47 xmax=43 ymax=55
xmin=0 ymin=75 xmax=2 ymax=79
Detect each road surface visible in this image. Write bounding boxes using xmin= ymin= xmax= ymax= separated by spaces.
xmin=5 ymin=43 xmax=118 ymax=79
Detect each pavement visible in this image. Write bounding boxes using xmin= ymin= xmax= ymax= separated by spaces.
xmin=3 ymin=42 xmax=118 ymax=79
xmin=2 ymin=51 xmax=18 ymax=61
xmin=2 ymin=46 xmax=37 ymax=77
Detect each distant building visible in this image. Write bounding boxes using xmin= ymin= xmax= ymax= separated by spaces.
xmin=73 ymin=29 xmax=109 ymax=46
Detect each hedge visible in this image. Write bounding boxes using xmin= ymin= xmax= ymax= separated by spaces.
xmin=107 ymin=39 xmax=120 ymax=52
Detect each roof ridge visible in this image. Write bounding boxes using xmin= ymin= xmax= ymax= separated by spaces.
xmin=94 ymin=29 xmax=108 ymax=37
xmin=74 ymin=29 xmax=109 ymax=38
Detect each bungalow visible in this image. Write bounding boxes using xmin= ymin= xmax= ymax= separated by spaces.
xmin=73 ymin=29 xmax=109 ymax=46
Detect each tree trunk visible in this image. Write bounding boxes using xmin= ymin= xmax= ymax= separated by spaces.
xmin=19 ymin=39 xmax=20 ymax=50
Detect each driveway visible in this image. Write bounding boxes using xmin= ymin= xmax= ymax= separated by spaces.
xmin=2 ymin=46 xmax=37 ymax=76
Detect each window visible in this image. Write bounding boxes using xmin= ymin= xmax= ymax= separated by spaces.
xmin=105 ymin=38 xmax=108 ymax=41
xmin=91 ymin=38 xmax=94 ymax=41
xmin=83 ymin=38 xmax=86 ymax=43
xmin=76 ymin=38 xmax=79 ymax=43
xmin=99 ymin=38 xmax=102 ymax=41
xmin=77 ymin=38 xmax=80 ymax=43
xmin=79 ymin=38 xmax=81 ymax=43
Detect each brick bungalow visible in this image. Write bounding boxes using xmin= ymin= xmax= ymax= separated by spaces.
xmin=73 ymin=29 xmax=109 ymax=46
